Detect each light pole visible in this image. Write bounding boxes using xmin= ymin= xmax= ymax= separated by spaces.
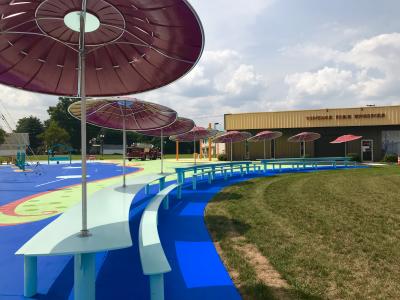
xmin=99 ymin=134 xmax=105 ymax=159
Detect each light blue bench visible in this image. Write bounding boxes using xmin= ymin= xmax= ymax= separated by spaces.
xmin=175 ymin=161 xmax=257 ymax=195
xmin=260 ymin=157 xmax=356 ymax=171
xmin=16 ymin=174 xmax=167 ymax=300
xmin=139 ymin=183 xmax=179 ymax=300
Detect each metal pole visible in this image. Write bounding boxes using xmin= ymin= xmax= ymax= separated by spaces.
xmin=230 ymin=140 xmax=233 ymax=162
xmin=176 ymin=140 xmax=179 ymax=161
xmin=161 ymin=129 xmax=164 ymax=174
xmin=303 ymin=141 xmax=306 ymax=158
xmin=78 ymin=0 xmax=89 ymax=237
xmin=273 ymin=139 xmax=276 ymax=159
xmin=263 ymin=139 xmax=266 ymax=159
xmin=194 ymin=137 xmax=196 ymax=165
xmin=122 ymin=101 xmax=126 ymax=187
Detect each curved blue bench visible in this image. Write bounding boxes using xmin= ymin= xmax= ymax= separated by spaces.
xmin=16 ymin=174 xmax=168 ymax=300
xmin=139 ymin=183 xmax=178 ymax=300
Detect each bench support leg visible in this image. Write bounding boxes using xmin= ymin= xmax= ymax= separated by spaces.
xmin=149 ymin=274 xmax=165 ymax=300
xmin=159 ymin=178 xmax=165 ymax=191
xmin=208 ymin=173 xmax=212 ymax=184
xmin=163 ymin=195 xmax=169 ymax=210
xmin=74 ymin=253 xmax=95 ymax=300
xmin=24 ymin=256 xmax=37 ymax=297
xmin=145 ymin=184 xmax=150 ymax=195
xmin=192 ymin=176 xmax=197 ymax=190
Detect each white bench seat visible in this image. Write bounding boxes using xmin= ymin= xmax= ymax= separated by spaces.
xmin=16 ymin=173 xmax=167 ymax=300
xmin=139 ymin=183 xmax=178 ymax=300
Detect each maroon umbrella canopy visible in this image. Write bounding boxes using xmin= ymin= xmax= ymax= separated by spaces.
xmin=169 ymin=126 xmax=217 ymax=142
xmin=137 ymin=117 xmax=194 ymax=137
xmin=213 ymin=131 xmax=252 ymax=143
xmin=330 ymin=134 xmax=362 ymax=144
xmin=288 ymin=132 xmax=321 ymax=143
xmin=0 ymin=0 xmax=204 ymax=96
xmin=68 ymin=98 xmax=177 ymax=130
xmin=247 ymin=130 xmax=282 ymax=142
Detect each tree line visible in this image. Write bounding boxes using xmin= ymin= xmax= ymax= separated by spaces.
xmin=12 ymin=97 xmax=195 ymax=155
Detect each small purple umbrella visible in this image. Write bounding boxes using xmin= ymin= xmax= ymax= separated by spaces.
xmin=137 ymin=117 xmax=195 ymax=173
xmin=247 ymin=131 xmax=283 ymax=159
xmin=69 ymin=98 xmax=177 ymax=185
xmin=213 ymin=131 xmax=252 ymax=161
xmin=170 ymin=126 xmax=217 ymax=165
xmin=288 ymin=132 xmax=321 ymax=158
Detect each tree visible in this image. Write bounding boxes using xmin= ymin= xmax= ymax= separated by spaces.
xmin=47 ymin=97 xmax=100 ymax=151
xmin=0 ymin=128 xmax=5 ymax=145
xmin=39 ymin=121 xmax=70 ymax=147
xmin=15 ymin=116 xmax=44 ymax=151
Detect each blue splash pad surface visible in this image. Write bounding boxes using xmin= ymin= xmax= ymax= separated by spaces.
xmin=0 ymin=165 xmax=365 ymax=299
xmin=0 ymin=163 xmax=139 ymax=299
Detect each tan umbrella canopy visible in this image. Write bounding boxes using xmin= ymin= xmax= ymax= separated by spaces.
xmin=0 ymin=0 xmax=204 ymax=237
xmin=247 ymin=130 xmax=282 ymax=159
xmin=213 ymin=131 xmax=252 ymax=161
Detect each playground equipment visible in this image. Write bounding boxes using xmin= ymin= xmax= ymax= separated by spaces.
xmin=47 ymin=144 xmax=73 ymax=165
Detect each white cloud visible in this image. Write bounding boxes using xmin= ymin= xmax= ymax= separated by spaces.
xmin=140 ymin=49 xmax=267 ymax=127
xmin=283 ymin=33 xmax=400 ymax=107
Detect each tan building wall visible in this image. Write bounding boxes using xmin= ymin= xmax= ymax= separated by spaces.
xmin=225 ymin=105 xmax=400 ymax=130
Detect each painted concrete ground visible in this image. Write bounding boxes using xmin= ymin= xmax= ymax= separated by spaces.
xmin=0 ymin=159 xmax=361 ymax=299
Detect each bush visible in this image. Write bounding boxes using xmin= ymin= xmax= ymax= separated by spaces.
xmin=382 ymin=154 xmax=398 ymax=163
xmin=348 ymin=153 xmax=361 ymax=162
xmin=218 ymin=153 xmax=227 ymax=161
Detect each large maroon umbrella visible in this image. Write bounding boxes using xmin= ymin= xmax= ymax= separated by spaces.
xmin=170 ymin=126 xmax=217 ymax=164
xmin=288 ymin=132 xmax=321 ymax=158
xmin=247 ymin=131 xmax=282 ymax=159
xmin=213 ymin=131 xmax=252 ymax=161
xmin=69 ymin=98 xmax=177 ymax=185
xmin=330 ymin=134 xmax=362 ymax=156
xmin=0 ymin=1 xmax=204 ymax=237
xmin=137 ymin=117 xmax=195 ymax=173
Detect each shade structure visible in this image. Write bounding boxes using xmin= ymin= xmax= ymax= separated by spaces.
xmin=330 ymin=134 xmax=362 ymax=156
xmin=68 ymin=98 xmax=177 ymax=131
xmin=0 ymin=0 xmax=204 ymax=238
xmin=288 ymin=132 xmax=321 ymax=158
xmin=69 ymin=98 xmax=177 ymax=185
xmin=0 ymin=0 xmax=205 ymax=96
xmin=330 ymin=134 xmax=362 ymax=144
xmin=247 ymin=131 xmax=282 ymax=159
xmin=213 ymin=131 xmax=252 ymax=161
xmin=170 ymin=126 xmax=217 ymax=164
xmin=137 ymin=117 xmax=195 ymax=173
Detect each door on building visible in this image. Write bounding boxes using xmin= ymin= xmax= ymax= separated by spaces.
xmin=361 ymin=140 xmax=373 ymax=161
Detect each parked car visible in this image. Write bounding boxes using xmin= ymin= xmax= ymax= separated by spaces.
xmin=126 ymin=143 xmax=161 ymax=161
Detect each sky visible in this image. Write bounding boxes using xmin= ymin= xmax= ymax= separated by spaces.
xmin=1 ymin=0 xmax=400 ymax=130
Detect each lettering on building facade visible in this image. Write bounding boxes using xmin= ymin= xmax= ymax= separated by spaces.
xmin=306 ymin=113 xmax=386 ymax=121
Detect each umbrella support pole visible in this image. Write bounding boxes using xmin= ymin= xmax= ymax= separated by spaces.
xmin=263 ymin=140 xmax=266 ymax=159
xmin=122 ymin=115 xmax=126 ymax=187
xmin=231 ymin=140 xmax=233 ymax=162
xmin=78 ymin=1 xmax=90 ymax=238
xmin=161 ymin=131 xmax=164 ymax=174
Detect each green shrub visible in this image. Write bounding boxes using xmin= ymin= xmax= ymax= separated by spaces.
xmin=348 ymin=153 xmax=361 ymax=162
xmin=218 ymin=153 xmax=227 ymax=161
xmin=382 ymin=154 xmax=398 ymax=163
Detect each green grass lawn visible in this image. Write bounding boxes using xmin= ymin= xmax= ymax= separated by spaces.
xmin=205 ymin=166 xmax=400 ymax=300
